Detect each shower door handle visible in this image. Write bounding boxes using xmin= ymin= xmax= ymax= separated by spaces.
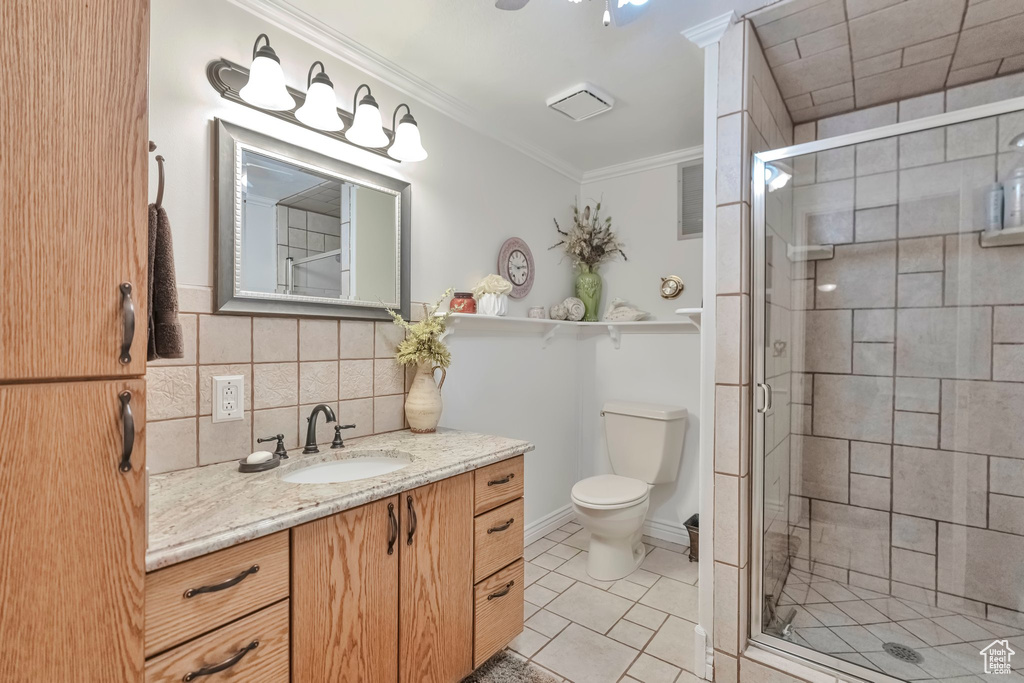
xmin=757 ymin=383 xmax=773 ymax=414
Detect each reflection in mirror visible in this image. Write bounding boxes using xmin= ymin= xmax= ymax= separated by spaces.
xmin=240 ymin=149 xmax=398 ymax=305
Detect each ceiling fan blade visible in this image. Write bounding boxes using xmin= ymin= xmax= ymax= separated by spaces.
xmin=495 ymin=0 xmax=531 ymax=9
xmin=609 ymin=0 xmax=647 ymax=26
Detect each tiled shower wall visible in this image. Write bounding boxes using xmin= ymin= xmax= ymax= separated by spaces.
xmin=712 ymin=17 xmax=795 ymax=682
xmin=146 ymin=285 xmax=408 ymax=474
xmin=786 ymin=72 xmax=1024 ymax=625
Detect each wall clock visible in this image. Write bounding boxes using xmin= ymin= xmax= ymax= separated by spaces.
xmin=497 ymin=237 xmax=535 ymax=299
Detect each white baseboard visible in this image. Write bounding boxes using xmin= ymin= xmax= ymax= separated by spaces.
xmin=642 ymin=517 xmax=692 ymax=547
xmin=524 ymin=504 xmax=575 ymax=545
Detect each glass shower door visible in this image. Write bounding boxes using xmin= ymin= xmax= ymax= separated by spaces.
xmin=752 ymin=107 xmax=1024 ymax=683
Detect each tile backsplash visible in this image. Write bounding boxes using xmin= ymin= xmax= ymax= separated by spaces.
xmin=146 ymin=286 xmax=408 ymax=474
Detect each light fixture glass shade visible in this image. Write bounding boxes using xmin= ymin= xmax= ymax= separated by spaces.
xmin=346 ymin=97 xmax=389 ymax=148
xmin=389 ymin=118 xmax=428 ymax=162
xmin=240 ymin=52 xmax=295 ymax=111
xmin=296 ymin=79 xmax=344 ymax=131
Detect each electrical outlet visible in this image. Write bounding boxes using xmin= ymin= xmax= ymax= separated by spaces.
xmin=213 ymin=375 xmax=244 ymax=423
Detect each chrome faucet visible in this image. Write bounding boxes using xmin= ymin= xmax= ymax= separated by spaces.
xmin=303 ymin=404 xmax=337 ymax=454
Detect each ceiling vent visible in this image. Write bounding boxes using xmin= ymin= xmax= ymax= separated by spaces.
xmin=546 ymin=83 xmax=615 ymax=121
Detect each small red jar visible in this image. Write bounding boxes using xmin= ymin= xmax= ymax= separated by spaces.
xmin=450 ymin=292 xmax=476 ymax=313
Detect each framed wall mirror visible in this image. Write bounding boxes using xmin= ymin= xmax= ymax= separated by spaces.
xmin=215 ymin=119 xmax=410 ymax=320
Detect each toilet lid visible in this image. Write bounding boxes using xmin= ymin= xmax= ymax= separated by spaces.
xmin=571 ymin=475 xmax=648 ymax=507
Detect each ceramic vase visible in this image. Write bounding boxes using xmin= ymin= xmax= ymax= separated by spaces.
xmin=478 ymin=292 xmax=509 ymax=316
xmin=406 ymin=361 xmax=446 ymax=433
xmin=575 ymin=264 xmax=602 ymax=322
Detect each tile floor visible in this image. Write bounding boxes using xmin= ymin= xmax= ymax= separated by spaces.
xmin=507 ymin=521 xmax=701 ymax=683
xmin=774 ymin=568 xmax=1024 ymax=682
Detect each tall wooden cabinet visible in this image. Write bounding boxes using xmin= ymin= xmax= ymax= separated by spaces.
xmin=0 ymin=0 xmax=149 ymax=381
xmin=0 ymin=0 xmax=150 ymax=680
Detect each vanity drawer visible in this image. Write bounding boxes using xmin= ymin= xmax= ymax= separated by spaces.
xmin=474 ymin=497 xmax=524 ymax=581
xmin=474 ymin=455 xmax=524 ymax=515
xmin=145 ymin=599 xmax=290 ymax=682
xmin=473 ymin=558 xmax=524 ymax=668
xmin=145 ymin=531 xmax=290 ymax=657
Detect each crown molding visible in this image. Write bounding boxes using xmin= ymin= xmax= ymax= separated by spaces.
xmin=580 ymin=145 xmax=703 ymax=184
xmin=226 ymin=0 xmax=585 ymax=182
xmin=681 ymin=11 xmax=737 ymax=48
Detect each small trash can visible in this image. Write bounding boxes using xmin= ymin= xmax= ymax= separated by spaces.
xmin=683 ymin=513 xmax=699 ymax=563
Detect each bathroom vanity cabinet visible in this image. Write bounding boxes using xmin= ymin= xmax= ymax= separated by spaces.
xmin=143 ymin=455 xmax=525 ymax=683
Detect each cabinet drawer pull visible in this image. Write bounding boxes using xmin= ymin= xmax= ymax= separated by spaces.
xmin=182 ymin=640 xmax=259 ymax=681
xmin=387 ymin=502 xmax=398 ymax=555
xmin=487 ymin=518 xmax=515 ymax=534
xmin=487 ymin=473 xmax=515 ymax=486
xmin=487 ymin=580 xmax=515 ymax=600
xmin=406 ymin=495 xmax=417 ymax=546
xmin=119 ymin=282 xmax=135 ymax=365
xmin=119 ymin=391 xmax=135 ymax=473
xmin=183 ymin=564 xmax=260 ymax=599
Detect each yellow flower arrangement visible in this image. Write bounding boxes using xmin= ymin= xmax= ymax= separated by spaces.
xmin=385 ymin=289 xmax=454 ymax=369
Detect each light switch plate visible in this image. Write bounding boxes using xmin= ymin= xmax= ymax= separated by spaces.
xmin=212 ymin=375 xmax=244 ymax=423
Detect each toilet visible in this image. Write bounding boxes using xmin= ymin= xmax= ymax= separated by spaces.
xmin=571 ymin=401 xmax=688 ymax=581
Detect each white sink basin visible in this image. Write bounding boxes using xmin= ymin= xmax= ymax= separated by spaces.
xmin=281 ymin=452 xmax=413 ymax=484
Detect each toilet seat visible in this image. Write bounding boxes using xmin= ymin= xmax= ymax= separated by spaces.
xmin=571 ymin=474 xmax=649 ymax=510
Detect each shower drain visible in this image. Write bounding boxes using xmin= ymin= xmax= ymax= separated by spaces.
xmin=883 ymin=642 xmax=924 ymax=664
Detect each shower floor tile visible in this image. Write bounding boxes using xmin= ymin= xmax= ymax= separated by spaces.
xmin=770 ymin=569 xmax=1024 ymax=682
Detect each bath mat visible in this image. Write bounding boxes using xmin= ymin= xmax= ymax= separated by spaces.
xmin=461 ymin=650 xmax=561 ymax=683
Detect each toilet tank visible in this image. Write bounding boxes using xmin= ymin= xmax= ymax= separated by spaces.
xmin=603 ymin=401 xmax=688 ymax=485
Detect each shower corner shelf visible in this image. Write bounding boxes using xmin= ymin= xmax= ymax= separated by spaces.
xmin=787 ymin=244 xmax=834 ymax=262
xmin=980 ymin=226 xmax=1024 ymax=248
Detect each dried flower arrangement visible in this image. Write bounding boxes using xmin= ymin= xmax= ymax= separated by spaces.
xmin=385 ymin=289 xmax=453 ymax=369
xmin=550 ymin=201 xmax=627 ymax=268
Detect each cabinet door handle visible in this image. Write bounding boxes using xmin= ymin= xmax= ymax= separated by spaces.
xmin=387 ymin=503 xmax=398 ymax=555
xmin=182 ymin=640 xmax=259 ymax=681
xmin=487 ymin=580 xmax=514 ymax=601
xmin=119 ymin=391 xmax=135 ymax=473
xmin=183 ymin=564 xmax=260 ymax=599
xmin=119 ymin=282 xmax=135 ymax=365
xmin=487 ymin=473 xmax=515 ymax=486
xmin=487 ymin=518 xmax=515 ymax=534
xmin=406 ymin=495 xmax=417 ymax=546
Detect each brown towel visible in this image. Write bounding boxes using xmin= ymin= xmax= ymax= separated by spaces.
xmin=148 ymin=204 xmax=183 ymax=360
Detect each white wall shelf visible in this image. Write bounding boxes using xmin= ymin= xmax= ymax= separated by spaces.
xmin=440 ymin=312 xmax=699 ymax=349
xmin=675 ymin=307 xmax=702 ymax=329
xmin=980 ymin=226 xmax=1024 ymax=248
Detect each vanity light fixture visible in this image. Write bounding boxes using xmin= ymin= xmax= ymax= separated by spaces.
xmin=239 ymin=34 xmax=295 ymax=111
xmin=602 ymin=0 xmax=612 ymax=26
xmin=388 ymin=104 xmax=428 ymax=162
xmin=346 ymin=84 xmax=390 ymax=149
xmin=295 ymin=61 xmax=344 ymax=131
xmin=1009 ymin=132 xmax=1024 ymax=149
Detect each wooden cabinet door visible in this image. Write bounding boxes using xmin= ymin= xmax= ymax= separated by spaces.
xmin=0 ymin=379 xmax=146 ymax=681
xmin=400 ymin=473 xmax=474 ymax=683
xmin=0 ymin=0 xmax=149 ymax=381
xmin=292 ymin=496 xmax=400 ymax=683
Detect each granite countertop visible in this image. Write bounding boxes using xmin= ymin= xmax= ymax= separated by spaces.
xmin=146 ymin=428 xmax=534 ymax=572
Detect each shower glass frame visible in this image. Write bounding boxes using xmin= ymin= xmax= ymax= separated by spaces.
xmin=750 ymin=94 xmax=1024 ymax=683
